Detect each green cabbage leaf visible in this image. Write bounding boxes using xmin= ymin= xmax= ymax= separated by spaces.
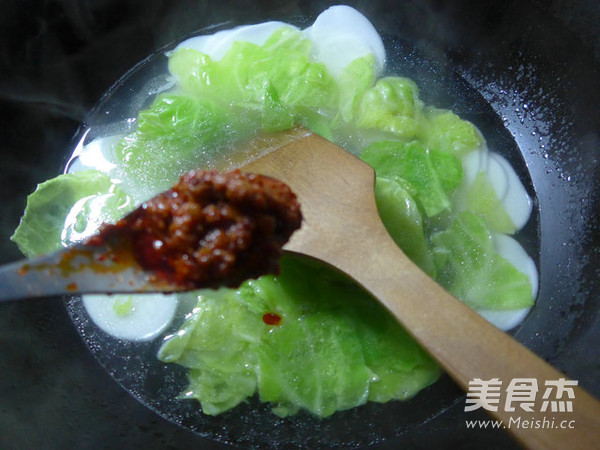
xmin=361 ymin=140 xmax=463 ymax=217
xmin=158 ymin=257 xmax=441 ymax=418
xmin=431 ymin=212 xmax=533 ymax=310
xmin=11 ymin=170 xmax=133 ymax=257
xmin=418 ymin=107 xmax=483 ymax=158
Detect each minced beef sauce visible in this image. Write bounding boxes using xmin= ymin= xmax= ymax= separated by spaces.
xmin=89 ymin=169 xmax=302 ymax=289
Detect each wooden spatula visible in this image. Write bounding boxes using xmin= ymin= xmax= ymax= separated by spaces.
xmin=2 ymin=127 xmax=598 ymax=447
xmin=241 ymin=129 xmax=600 ymax=449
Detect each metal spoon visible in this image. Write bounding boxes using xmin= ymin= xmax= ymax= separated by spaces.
xmin=0 ymin=240 xmax=184 ymax=301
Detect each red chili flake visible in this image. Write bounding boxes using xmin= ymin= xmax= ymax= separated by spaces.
xmin=262 ymin=312 xmax=282 ymax=326
xmin=18 ymin=264 xmax=30 ymax=276
xmin=66 ymin=282 xmax=78 ymax=291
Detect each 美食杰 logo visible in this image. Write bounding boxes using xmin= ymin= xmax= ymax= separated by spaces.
xmin=465 ymin=377 xmax=577 ymax=413
xmin=463 ymin=378 xmax=578 ymax=430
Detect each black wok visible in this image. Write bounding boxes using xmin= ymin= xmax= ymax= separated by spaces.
xmin=0 ymin=1 xmax=598 ymax=448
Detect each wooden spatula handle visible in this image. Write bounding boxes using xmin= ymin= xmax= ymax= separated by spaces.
xmin=244 ymin=131 xmax=600 ymax=448
xmin=335 ymin=222 xmax=600 ymax=449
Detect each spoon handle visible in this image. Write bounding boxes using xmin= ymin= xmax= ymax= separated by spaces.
xmin=0 ymin=245 xmax=177 ymax=302
xmin=336 ymin=223 xmax=600 ymax=449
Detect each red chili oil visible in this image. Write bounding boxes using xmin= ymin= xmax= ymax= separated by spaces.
xmin=262 ymin=312 xmax=282 ymax=326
